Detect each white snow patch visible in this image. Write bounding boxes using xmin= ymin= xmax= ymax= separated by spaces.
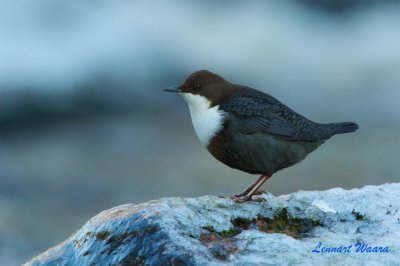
xmin=311 ymin=200 xmax=337 ymax=213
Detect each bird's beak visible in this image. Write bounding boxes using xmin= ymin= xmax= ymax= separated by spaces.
xmin=163 ymin=86 xmax=182 ymax=93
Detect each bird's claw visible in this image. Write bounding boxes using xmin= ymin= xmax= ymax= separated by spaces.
xmin=252 ymin=190 xmax=266 ymax=196
xmin=230 ymin=195 xmax=251 ymax=203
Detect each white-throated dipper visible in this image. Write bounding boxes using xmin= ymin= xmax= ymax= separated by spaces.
xmin=164 ymin=70 xmax=358 ymax=202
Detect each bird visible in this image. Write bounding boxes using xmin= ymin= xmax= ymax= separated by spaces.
xmin=164 ymin=70 xmax=358 ymax=202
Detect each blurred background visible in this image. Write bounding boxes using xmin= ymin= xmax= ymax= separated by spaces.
xmin=1 ymin=0 xmax=399 ymax=264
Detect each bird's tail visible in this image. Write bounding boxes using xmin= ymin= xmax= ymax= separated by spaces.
xmin=328 ymin=122 xmax=359 ymax=135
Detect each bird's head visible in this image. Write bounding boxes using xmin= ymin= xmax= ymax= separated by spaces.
xmin=164 ymin=70 xmax=234 ymax=108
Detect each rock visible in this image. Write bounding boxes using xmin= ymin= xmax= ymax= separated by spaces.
xmin=25 ymin=183 xmax=400 ymax=265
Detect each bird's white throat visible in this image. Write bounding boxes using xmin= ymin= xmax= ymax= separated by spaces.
xmin=181 ymin=93 xmax=226 ymax=146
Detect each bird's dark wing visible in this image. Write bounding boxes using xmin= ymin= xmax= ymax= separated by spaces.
xmin=219 ymin=96 xmax=319 ymax=141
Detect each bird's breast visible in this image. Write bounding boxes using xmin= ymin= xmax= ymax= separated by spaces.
xmin=181 ymin=93 xmax=226 ymax=146
xmin=189 ymin=105 xmax=226 ymax=146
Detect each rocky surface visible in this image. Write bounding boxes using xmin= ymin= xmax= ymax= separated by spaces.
xmin=25 ymin=183 xmax=399 ymax=265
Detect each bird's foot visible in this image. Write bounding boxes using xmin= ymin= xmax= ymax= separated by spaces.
xmin=230 ymin=192 xmax=265 ymax=203
xmin=233 ymin=190 xmax=266 ymax=198
xmin=230 ymin=195 xmax=249 ymax=203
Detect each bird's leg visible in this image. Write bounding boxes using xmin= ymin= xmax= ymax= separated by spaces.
xmin=231 ymin=173 xmax=273 ymax=203
xmin=233 ymin=175 xmax=266 ymax=197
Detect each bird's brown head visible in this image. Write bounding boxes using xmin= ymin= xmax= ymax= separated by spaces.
xmin=164 ymin=70 xmax=235 ymax=107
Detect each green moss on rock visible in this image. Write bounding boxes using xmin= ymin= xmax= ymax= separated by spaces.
xmin=351 ymin=210 xmax=365 ymax=221
xmin=95 ymin=230 xmax=111 ymax=240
